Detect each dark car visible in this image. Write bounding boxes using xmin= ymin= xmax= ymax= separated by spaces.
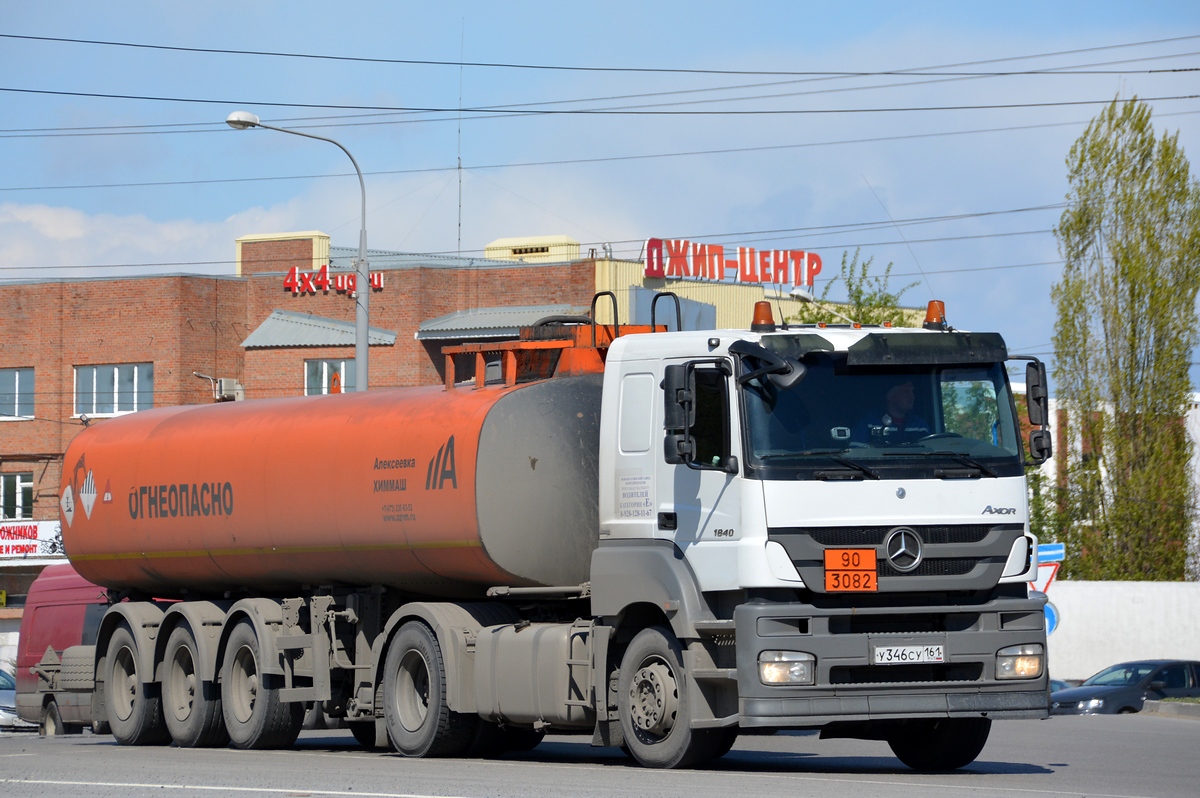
xmin=1051 ymin=660 xmax=1200 ymax=715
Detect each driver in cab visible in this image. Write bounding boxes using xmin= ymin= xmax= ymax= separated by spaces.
xmin=852 ymin=379 xmax=930 ymax=445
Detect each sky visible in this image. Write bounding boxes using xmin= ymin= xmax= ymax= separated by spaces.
xmin=3 ymin=1 xmax=1200 ymax=385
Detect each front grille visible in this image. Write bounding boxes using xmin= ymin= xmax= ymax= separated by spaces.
xmin=828 ymin=613 xmax=980 ymax=635
xmin=796 ymin=524 xmax=998 ymax=546
xmin=830 ymin=663 xmax=983 ymax=684
xmin=878 ymin=557 xmax=980 ymax=578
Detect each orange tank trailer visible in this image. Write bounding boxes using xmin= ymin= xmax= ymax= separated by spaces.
xmin=57 ymin=324 xmax=647 ymax=598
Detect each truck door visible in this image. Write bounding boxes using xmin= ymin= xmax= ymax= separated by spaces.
xmin=658 ymin=363 xmax=742 ymax=589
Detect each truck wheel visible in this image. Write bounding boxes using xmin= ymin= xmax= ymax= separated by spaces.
xmin=105 ymin=623 xmax=170 ymax=745
xmin=349 ymin=720 xmax=391 ymax=750
xmin=383 ymin=620 xmax=478 ymax=757
xmin=163 ymin=625 xmax=229 ymax=747
xmin=221 ymin=618 xmax=303 ymax=749
xmin=618 ymin=626 xmax=720 ymax=769
xmin=40 ymin=699 xmax=80 ymax=736
xmin=468 ymin=722 xmax=545 ymax=757
xmin=887 ymin=718 xmax=991 ymax=771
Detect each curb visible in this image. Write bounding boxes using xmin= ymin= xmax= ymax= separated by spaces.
xmin=1144 ymin=700 xmax=1200 ymax=720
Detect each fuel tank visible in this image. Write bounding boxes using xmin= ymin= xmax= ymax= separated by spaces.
xmin=59 ymin=374 xmax=603 ymax=597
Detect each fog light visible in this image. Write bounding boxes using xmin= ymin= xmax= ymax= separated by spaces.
xmin=758 ymin=651 xmax=815 ymax=685
xmin=996 ymin=643 xmax=1044 ymax=679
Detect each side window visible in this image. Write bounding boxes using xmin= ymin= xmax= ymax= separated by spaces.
xmin=938 ymin=367 xmax=1017 ymax=454
xmin=691 ymin=368 xmax=730 ymax=468
xmin=305 ymin=359 xmax=356 ymax=395
xmin=618 ymin=374 xmax=654 ymax=454
xmin=75 ymin=363 xmax=154 ymax=416
xmin=1156 ymin=664 xmax=1189 ymax=689
xmin=0 ymin=367 xmax=34 ymax=418
xmin=1 ymin=472 xmax=34 ymax=520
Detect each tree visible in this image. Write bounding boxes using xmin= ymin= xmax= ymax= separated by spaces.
xmin=1052 ymin=97 xmax=1200 ymax=581
xmin=788 ymin=248 xmax=919 ymax=326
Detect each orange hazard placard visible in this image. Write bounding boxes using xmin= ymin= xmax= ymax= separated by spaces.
xmin=823 ymin=548 xmax=878 ymax=592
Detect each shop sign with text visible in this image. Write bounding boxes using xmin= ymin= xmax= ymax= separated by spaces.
xmin=283 ymin=264 xmax=385 ymax=295
xmin=0 ymin=520 xmax=63 ymax=559
xmin=644 ymin=238 xmax=822 ymax=289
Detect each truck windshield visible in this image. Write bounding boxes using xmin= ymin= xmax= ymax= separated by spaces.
xmin=740 ymin=351 xmax=1024 ymax=480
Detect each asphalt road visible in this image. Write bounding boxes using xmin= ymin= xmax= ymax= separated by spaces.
xmin=2 ymin=714 xmax=1198 ymax=798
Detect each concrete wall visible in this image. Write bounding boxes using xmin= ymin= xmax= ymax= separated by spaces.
xmin=1046 ymin=580 xmax=1200 ymax=681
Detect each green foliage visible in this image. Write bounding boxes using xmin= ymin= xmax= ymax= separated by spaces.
xmin=1052 ymin=97 xmax=1200 ymax=581
xmin=788 ymin=248 xmax=919 ymax=326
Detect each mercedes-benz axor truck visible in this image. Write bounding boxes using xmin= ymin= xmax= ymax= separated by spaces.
xmin=27 ymin=295 xmax=1051 ymax=770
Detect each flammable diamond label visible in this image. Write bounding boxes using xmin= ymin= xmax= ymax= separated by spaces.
xmin=80 ymin=471 xmax=97 ymax=520
xmin=60 ymin=485 xmax=75 ymax=528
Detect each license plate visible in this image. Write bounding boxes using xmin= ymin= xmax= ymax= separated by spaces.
xmin=824 ymin=548 xmax=877 ymax=592
xmin=873 ymin=645 xmax=945 ymax=665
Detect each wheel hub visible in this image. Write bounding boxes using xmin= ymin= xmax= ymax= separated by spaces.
xmin=628 ymin=661 xmax=678 ymax=737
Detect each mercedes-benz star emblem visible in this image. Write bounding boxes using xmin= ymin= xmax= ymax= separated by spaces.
xmin=884 ymin=527 xmax=923 ymax=572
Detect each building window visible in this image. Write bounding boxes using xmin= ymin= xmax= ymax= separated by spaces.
xmin=0 ymin=367 xmax=34 ymax=419
xmin=306 ymin=359 xmax=355 ymax=395
xmin=1 ymin=472 xmax=33 ymax=519
xmin=75 ymin=363 xmax=154 ymax=416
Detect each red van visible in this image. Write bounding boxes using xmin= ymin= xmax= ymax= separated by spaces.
xmin=15 ymin=563 xmax=109 ymax=734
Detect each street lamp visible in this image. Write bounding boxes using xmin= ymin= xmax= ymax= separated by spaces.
xmin=226 ymin=111 xmax=371 ymax=392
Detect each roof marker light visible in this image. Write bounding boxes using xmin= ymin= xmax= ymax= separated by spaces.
xmin=751 ymin=301 xmax=776 ymax=332
xmin=924 ymin=300 xmax=947 ymax=331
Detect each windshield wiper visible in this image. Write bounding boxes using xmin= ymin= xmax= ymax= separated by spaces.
xmin=812 ymin=452 xmax=881 ymax=480
xmin=882 ymin=450 xmax=998 ymax=478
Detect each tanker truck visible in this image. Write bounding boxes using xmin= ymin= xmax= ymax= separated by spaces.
xmin=37 ymin=294 xmax=1052 ymax=770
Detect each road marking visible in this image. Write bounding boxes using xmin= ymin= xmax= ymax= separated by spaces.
xmin=0 ymin=780 xmax=468 ymax=798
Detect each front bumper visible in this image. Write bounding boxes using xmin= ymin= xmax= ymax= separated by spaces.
xmin=733 ymin=592 xmax=1050 ymax=728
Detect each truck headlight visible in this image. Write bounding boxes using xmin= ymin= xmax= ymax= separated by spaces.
xmin=1077 ymin=698 xmax=1104 ymax=712
xmin=759 ymin=651 xmax=815 ymax=685
xmin=996 ymin=644 xmax=1044 ymax=679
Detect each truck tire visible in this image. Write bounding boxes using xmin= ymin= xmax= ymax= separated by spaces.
xmin=40 ymin=699 xmax=81 ymax=736
xmin=618 ymin=626 xmax=721 ymax=769
xmin=349 ymin=720 xmax=390 ymax=750
xmin=382 ymin=620 xmax=478 ymax=757
xmin=104 ymin=623 xmax=170 ymax=745
xmin=163 ymin=624 xmax=229 ymax=748
xmin=887 ymin=718 xmax=991 ymax=771
xmin=468 ymin=722 xmax=545 ymax=757
xmin=221 ymin=618 xmax=303 ymax=749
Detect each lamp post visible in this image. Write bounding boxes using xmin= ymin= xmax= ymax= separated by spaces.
xmin=226 ymin=111 xmax=371 ymax=392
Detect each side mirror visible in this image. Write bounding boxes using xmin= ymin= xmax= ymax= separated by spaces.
xmin=767 ymin=357 xmax=807 ymax=390
xmin=1148 ymin=679 xmax=1167 ymax=691
xmin=1028 ymin=429 xmax=1052 ymax=464
xmin=1026 ymin=361 xmax=1048 ymax=427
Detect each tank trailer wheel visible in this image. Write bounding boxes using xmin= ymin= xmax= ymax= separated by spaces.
xmin=221 ymin=618 xmax=303 ymax=749
xmin=39 ymin=698 xmax=80 ymax=736
xmin=383 ymin=620 xmax=479 ymax=757
xmin=163 ymin=624 xmax=229 ymax=747
xmin=618 ymin=626 xmax=721 ymax=769
xmin=104 ymin=623 xmax=170 ymax=745
xmin=887 ymin=717 xmax=991 ymax=771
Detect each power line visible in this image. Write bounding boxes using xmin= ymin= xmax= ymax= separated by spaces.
xmin=2 ymin=31 xmax=1197 ymax=76
xmin=4 ymin=47 xmax=1198 ymax=139
xmin=0 ymin=228 xmax=1058 ymax=275
xmin=3 ymin=84 xmax=1197 ymax=115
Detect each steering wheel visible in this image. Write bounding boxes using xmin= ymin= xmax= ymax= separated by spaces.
xmin=917 ymin=432 xmax=963 ymax=442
